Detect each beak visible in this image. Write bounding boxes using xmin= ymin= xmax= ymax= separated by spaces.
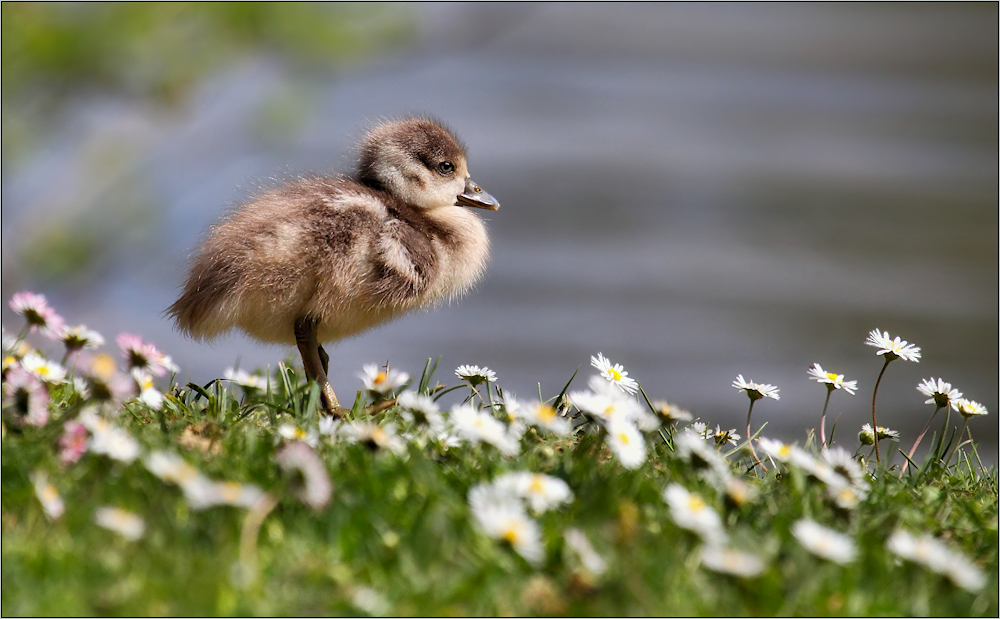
xmin=456 ymin=177 xmax=500 ymax=210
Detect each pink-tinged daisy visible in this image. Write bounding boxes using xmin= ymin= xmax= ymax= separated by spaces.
xmin=93 ymin=506 xmax=145 ymax=541
xmin=358 ymin=364 xmax=409 ymax=395
xmin=116 ymin=333 xmax=178 ymax=377
xmin=865 ymin=329 xmax=921 ymax=363
xmin=807 ymin=363 xmax=858 ymax=395
xmin=276 ymin=442 xmax=332 ymax=511
xmin=590 ymin=352 xmax=639 ymax=395
xmin=19 ymin=352 xmax=66 ymax=384
xmin=31 ymin=470 xmax=65 ymax=520
xmin=10 ymin=291 xmax=65 ymax=340
xmin=78 ymin=352 xmax=135 ymax=408
xmin=60 ymin=325 xmax=105 ymax=354
xmin=59 ymin=421 xmax=89 ymax=464
xmin=2 ymin=366 xmax=50 ymax=426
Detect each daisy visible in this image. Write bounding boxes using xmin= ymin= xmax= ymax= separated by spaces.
xmin=791 ymin=519 xmax=857 ymax=565
xmin=590 ymin=352 xmax=639 ymax=395
xmin=518 ymin=401 xmax=571 ymax=436
xmin=858 ymin=423 xmax=899 ymax=446
xmin=732 ymin=375 xmax=780 ymax=401
xmin=455 ymin=364 xmax=497 ymax=386
xmin=276 ymin=442 xmax=332 ymax=511
xmin=31 ymin=471 xmax=65 ymax=520
xmin=788 ymin=447 xmax=847 ymax=488
xmin=887 ymin=530 xmax=985 ymax=592
xmin=564 ymin=528 xmax=607 ymax=576
xmin=2 ymin=367 xmax=50 ymax=426
xmin=358 ymin=364 xmax=409 ymax=395
xmin=60 ymin=325 xmax=105 ymax=354
xmin=724 ymin=477 xmax=758 ymax=507
xmin=674 ymin=430 xmax=733 ymax=488
xmin=468 ymin=484 xmax=543 ymax=565
xmin=916 ymin=378 xmax=961 ymax=409
xmin=954 ymin=398 xmax=988 ymax=418
xmin=223 ymin=367 xmax=265 ymax=390
xmin=78 ymin=352 xmax=135 ymax=408
xmin=605 ymin=417 xmax=646 ymax=470
xmin=144 ymin=451 xmax=201 ymax=486
xmin=698 ymin=545 xmax=766 ymax=578
xmin=116 ymin=333 xmax=178 ymax=377
xmin=807 ymin=363 xmax=858 ymax=395
xmin=59 ymin=421 xmax=89 ymax=464
xmin=338 ymin=421 xmax=407 ymax=455
xmin=757 ymin=437 xmax=794 ymax=463
xmin=198 ymin=480 xmax=267 ymax=510
xmin=711 ymin=425 xmax=741 ymax=447
xmin=495 ymin=471 xmax=574 ymax=515
xmin=132 ymin=369 xmax=164 ymax=410
xmin=820 ymin=446 xmax=870 ymax=491
xmin=827 ymin=483 xmax=867 ymax=510
xmin=651 ymin=400 xmax=693 ymax=423
xmin=93 ymin=507 xmax=145 ymax=541
xmin=81 ymin=411 xmax=141 ymax=464
xmin=865 ymin=329 xmax=921 ymax=363
xmin=10 ymin=291 xmax=65 ymax=340
xmin=396 ymin=390 xmax=445 ymax=431
xmin=569 ymin=375 xmax=656 ymax=430
xmin=662 ymin=484 xmax=727 ymax=545
xmin=277 ymin=423 xmax=320 ymax=448
xmin=318 ymin=416 xmax=342 ymax=437
xmin=19 ymin=352 xmax=66 ymax=384
xmin=448 ymin=403 xmax=519 ymax=456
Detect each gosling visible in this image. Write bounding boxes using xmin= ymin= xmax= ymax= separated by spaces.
xmin=168 ymin=117 xmax=499 ymax=414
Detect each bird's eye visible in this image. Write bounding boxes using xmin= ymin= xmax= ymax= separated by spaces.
xmin=437 ymin=161 xmax=454 ymax=175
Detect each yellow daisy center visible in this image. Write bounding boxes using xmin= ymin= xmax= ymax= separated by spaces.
xmin=529 ymin=476 xmax=545 ymax=494
xmin=502 ymin=527 xmax=521 ymax=544
xmin=219 ymin=482 xmax=243 ymax=502
xmin=687 ymin=495 xmax=705 ymax=512
xmin=608 ymin=368 xmax=622 ymax=381
xmin=374 ymin=372 xmax=387 ymax=384
xmin=537 ymin=404 xmax=556 ymax=422
xmin=93 ymin=354 xmax=117 ymax=379
xmin=618 ymin=432 xmax=630 ymax=445
xmin=826 ymin=372 xmax=839 ymax=381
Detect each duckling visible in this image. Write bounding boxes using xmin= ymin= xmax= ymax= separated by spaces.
xmin=168 ymin=117 xmax=499 ymax=414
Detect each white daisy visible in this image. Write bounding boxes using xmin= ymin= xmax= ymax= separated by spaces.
xmin=674 ymin=430 xmax=733 ymax=488
xmin=605 ymin=417 xmax=646 ymax=470
xmin=723 ymin=477 xmax=758 ymax=507
xmin=193 ymin=480 xmax=266 ymax=510
xmin=396 ymin=390 xmax=445 ymax=431
xmin=711 ymin=425 xmax=741 ymax=447
xmin=223 ymin=367 xmax=265 ymax=390
xmin=590 ymin=352 xmax=639 ymax=395
xmin=820 ymin=446 xmax=870 ymax=492
xmin=448 ymin=403 xmax=519 ymax=456
xmin=662 ymin=484 xmax=727 ymax=545
xmin=651 ymin=400 xmax=693 ymax=423
xmin=732 ymin=375 xmax=780 ymax=401
xmin=865 ymin=329 xmax=921 ymax=363
xmin=19 ymin=352 xmax=66 ymax=384
xmin=518 ymin=400 xmax=572 ymax=436
xmin=827 ymin=483 xmax=867 ymax=510
xmin=132 ymin=369 xmax=164 ymax=410
xmin=563 ymin=528 xmax=606 ymax=576
xmin=338 ymin=421 xmax=407 ymax=455
xmin=60 ymin=325 xmax=105 ymax=353
xmin=698 ymin=545 xmax=766 ymax=578
xmin=358 ymin=364 xmax=409 ymax=395
xmin=953 ymin=398 xmax=988 ymax=419
xmin=757 ymin=437 xmax=795 ymax=463
xmin=454 ymin=364 xmax=497 ymax=385
xmin=791 ymin=519 xmax=857 ymax=565
xmin=569 ymin=375 xmax=656 ymax=430
xmin=82 ymin=411 xmax=141 ymax=464
xmin=468 ymin=483 xmax=543 ymax=565
xmin=807 ymin=363 xmax=858 ymax=395
xmin=144 ymin=451 xmax=201 ymax=486
xmin=277 ymin=423 xmax=319 ymax=448
xmin=93 ymin=506 xmax=145 ymax=541
xmin=858 ymin=423 xmax=899 ymax=445
xmin=887 ymin=529 xmax=985 ymax=592
xmin=276 ymin=442 xmax=332 ymax=510
xmin=916 ymin=378 xmax=961 ymax=409
xmin=31 ymin=470 xmax=64 ymax=520
xmin=494 ymin=471 xmax=573 ymax=515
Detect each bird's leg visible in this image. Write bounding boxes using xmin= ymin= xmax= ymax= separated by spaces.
xmin=318 ymin=345 xmax=330 ymax=375
xmin=293 ymin=317 xmax=341 ymax=415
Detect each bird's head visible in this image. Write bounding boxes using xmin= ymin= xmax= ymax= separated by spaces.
xmin=356 ymin=117 xmax=499 ymax=211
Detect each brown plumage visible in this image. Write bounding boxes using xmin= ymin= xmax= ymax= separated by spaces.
xmin=168 ymin=117 xmax=499 ymax=414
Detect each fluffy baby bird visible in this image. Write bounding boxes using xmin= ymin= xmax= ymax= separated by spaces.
xmin=168 ymin=117 xmax=499 ymax=414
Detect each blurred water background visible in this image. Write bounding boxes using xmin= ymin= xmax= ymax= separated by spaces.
xmin=2 ymin=3 xmax=997 ymax=461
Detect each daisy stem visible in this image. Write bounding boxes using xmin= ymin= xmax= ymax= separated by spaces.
xmin=942 ymin=418 xmax=970 ymax=470
xmin=745 ymin=399 xmax=767 ymax=473
xmin=930 ymin=406 xmax=952 ymax=464
xmin=819 ymin=387 xmax=833 ymax=448
xmin=870 ymin=357 xmax=892 ymax=464
xmin=900 ymin=406 xmax=941 ymax=477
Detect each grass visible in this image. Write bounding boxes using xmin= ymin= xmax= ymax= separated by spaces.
xmin=2 ymin=324 xmax=998 ymax=616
